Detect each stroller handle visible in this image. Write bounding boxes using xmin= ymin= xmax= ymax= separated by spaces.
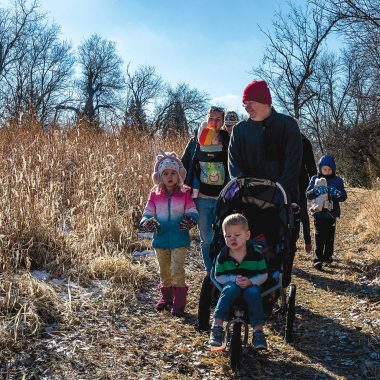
xmin=275 ymin=182 xmax=288 ymax=205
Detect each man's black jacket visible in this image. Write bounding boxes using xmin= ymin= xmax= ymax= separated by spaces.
xmin=228 ymin=108 xmax=302 ymax=202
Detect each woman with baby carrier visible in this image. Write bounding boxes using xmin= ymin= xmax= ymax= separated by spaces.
xmin=181 ymin=106 xmax=230 ymax=273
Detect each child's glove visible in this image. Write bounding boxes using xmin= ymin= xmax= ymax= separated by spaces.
xmin=140 ymin=217 xmax=159 ymax=233
xmin=313 ymin=186 xmax=328 ymax=197
xmin=328 ymin=187 xmax=342 ymax=199
xmin=179 ymin=216 xmax=197 ymax=230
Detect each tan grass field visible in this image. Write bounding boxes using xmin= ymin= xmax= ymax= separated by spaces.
xmin=0 ymin=126 xmax=379 ymax=379
xmin=0 ymin=126 xmax=186 ymax=348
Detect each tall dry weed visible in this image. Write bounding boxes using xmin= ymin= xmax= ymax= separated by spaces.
xmin=348 ymin=181 xmax=380 ymax=281
xmin=0 ymin=123 xmax=188 ymax=345
xmin=352 ymin=182 xmax=380 ymax=248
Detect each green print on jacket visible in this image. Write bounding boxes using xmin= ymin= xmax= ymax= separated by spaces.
xmin=199 ymin=161 xmax=225 ymax=186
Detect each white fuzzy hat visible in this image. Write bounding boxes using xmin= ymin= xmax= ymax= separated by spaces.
xmin=152 ymin=151 xmax=187 ymax=186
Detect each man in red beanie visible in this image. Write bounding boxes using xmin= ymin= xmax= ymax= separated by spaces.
xmin=228 ymin=79 xmax=302 ymax=287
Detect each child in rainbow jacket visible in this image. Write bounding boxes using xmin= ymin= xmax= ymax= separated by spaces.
xmin=140 ymin=152 xmax=198 ymax=316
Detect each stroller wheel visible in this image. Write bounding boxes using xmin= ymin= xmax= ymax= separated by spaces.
xmin=230 ymin=322 xmax=242 ymax=371
xmin=285 ymin=284 xmax=296 ymax=343
xmin=197 ymin=275 xmax=213 ymax=331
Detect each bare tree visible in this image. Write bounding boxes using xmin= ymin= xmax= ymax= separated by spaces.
xmin=3 ymin=22 xmax=74 ymax=125
xmin=302 ymin=50 xmax=359 ymax=153
xmin=0 ymin=0 xmax=42 ymax=79
xmin=124 ymin=64 xmax=163 ymax=131
xmin=158 ymin=83 xmax=209 ymax=136
xmin=251 ymin=2 xmax=341 ymax=120
xmin=315 ymin=0 xmax=380 ymax=103
xmin=312 ymin=0 xmax=380 ymax=27
xmin=76 ymin=34 xmax=124 ymax=124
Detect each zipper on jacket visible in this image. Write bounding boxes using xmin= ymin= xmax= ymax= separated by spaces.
xmin=167 ymin=193 xmax=171 ymax=247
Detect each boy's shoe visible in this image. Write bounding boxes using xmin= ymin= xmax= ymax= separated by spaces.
xmin=252 ymin=330 xmax=267 ymax=350
xmin=209 ymin=325 xmax=224 ymax=347
xmin=313 ymin=261 xmax=323 ymax=271
xmin=304 ymin=243 xmax=312 ymax=253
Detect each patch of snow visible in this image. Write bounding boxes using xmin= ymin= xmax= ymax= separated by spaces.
xmin=31 ymin=270 xmax=50 ymax=280
xmin=137 ymin=232 xmax=153 ymax=239
xmin=132 ymin=250 xmax=155 ymax=257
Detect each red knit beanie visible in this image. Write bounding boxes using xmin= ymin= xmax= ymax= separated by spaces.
xmin=242 ymin=80 xmax=272 ymax=105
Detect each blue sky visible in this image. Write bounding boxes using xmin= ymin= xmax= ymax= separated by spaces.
xmin=2 ymin=0 xmax=307 ymax=112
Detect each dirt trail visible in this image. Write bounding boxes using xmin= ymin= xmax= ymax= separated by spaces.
xmin=2 ymin=191 xmax=379 ymax=380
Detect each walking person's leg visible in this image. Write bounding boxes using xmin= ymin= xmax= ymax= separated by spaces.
xmin=313 ymin=218 xmax=325 ymax=269
xmin=155 ymin=248 xmax=173 ymax=310
xmin=195 ymin=198 xmax=217 ymax=273
xmin=323 ymin=218 xmax=336 ymax=263
xmin=299 ymin=194 xmax=312 ymax=252
xmin=171 ymin=247 xmax=188 ymax=316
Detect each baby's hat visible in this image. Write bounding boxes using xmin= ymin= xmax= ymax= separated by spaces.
xmin=152 ymin=151 xmax=187 ymax=186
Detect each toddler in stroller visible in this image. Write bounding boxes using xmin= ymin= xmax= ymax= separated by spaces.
xmin=198 ymin=177 xmax=298 ymax=369
xmin=209 ymin=213 xmax=268 ymax=350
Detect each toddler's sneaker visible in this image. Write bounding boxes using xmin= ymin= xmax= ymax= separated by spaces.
xmin=313 ymin=261 xmax=323 ymax=271
xmin=209 ymin=325 xmax=224 ymax=348
xmin=252 ymin=330 xmax=267 ymax=350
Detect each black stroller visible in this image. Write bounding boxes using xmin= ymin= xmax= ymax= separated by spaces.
xmin=197 ymin=177 xmax=297 ymax=370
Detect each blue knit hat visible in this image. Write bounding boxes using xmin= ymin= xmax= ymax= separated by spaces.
xmin=318 ymin=155 xmax=336 ymax=172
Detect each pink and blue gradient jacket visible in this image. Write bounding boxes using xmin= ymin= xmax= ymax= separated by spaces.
xmin=140 ymin=187 xmax=198 ymax=249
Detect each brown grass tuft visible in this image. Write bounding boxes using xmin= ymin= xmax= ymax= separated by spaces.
xmin=90 ymin=255 xmax=150 ymax=287
xmin=0 ymin=273 xmax=64 ymax=347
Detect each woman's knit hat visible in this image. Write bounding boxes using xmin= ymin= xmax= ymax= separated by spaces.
xmin=224 ymin=111 xmax=239 ymax=125
xmin=152 ymin=151 xmax=187 ymax=186
xmin=242 ymin=80 xmax=272 ymax=105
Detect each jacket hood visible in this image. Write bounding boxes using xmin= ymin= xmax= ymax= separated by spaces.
xmin=318 ymin=155 xmax=336 ymax=172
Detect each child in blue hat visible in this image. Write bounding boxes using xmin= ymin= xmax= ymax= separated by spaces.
xmin=306 ymin=155 xmax=347 ymax=270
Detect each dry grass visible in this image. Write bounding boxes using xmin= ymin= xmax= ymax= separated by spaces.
xmin=0 ymin=123 xmax=187 ymax=350
xmin=0 ymin=273 xmax=64 ymax=345
xmin=340 ymin=184 xmax=380 ymax=284
xmin=352 ymin=183 xmax=380 ymax=245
